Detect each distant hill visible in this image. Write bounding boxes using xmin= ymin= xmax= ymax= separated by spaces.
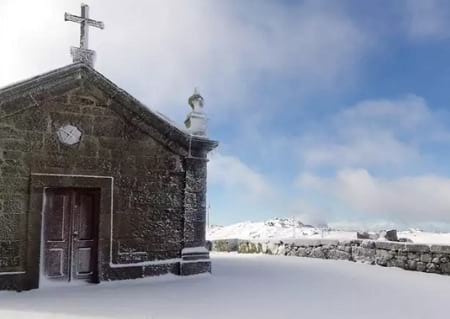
xmin=207 ymin=218 xmax=450 ymax=245
xmin=207 ymin=217 xmax=354 ymax=241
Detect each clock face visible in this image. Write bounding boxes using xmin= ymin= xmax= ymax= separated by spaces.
xmin=57 ymin=125 xmax=82 ymax=145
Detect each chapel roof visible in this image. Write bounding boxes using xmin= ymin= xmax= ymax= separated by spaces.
xmin=0 ymin=63 xmax=218 ymax=153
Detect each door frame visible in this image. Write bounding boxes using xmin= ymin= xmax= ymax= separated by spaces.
xmin=27 ymin=174 xmax=113 ymax=289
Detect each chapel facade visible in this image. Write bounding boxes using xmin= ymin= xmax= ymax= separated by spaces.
xmin=0 ymin=5 xmax=217 ymax=291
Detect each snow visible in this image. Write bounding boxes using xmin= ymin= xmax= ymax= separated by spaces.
xmin=207 ymin=218 xmax=350 ymax=241
xmin=397 ymin=229 xmax=450 ymax=245
xmin=207 ymin=218 xmax=450 ymax=244
xmin=1 ymin=253 xmax=449 ymax=319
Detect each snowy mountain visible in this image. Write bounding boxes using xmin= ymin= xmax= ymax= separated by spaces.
xmin=207 ymin=218 xmax=355 ymax=241
xmin=207 ymin=218 xmax=450 ymax=245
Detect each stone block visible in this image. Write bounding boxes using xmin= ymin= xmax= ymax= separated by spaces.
xmin=0 ymin=240 xmax=24 ymax=268
xmin=403 ymin=244 xmax=430 ymax=253
xmin=361 ymin=240 xmax=376 ymax=249
xmin=393 ymin=256 xmax=407 ymax=268
xmin=407 ymin=260 xmax=417 ymax=270
xmin=430 ymin=245 xmax=450 ymax=254
xmin=239 ymin=241 xmax=260 ymax=254
xmin=375 ymin=249 xmax=394 ymax=266
xmin=3 ymin=193 xmax=28 ymax=214
xmin=144 ymin=263 xmax=180 ymax=277
xmin=70 ymin=95 xmax=97 ymax=106
xmin=352 ymin=247 xmax=376 ymax=263
xmin=440 ymin=263 xmax=450 ymax=274
xmin=106 ymin=266 xmax=143 ymax=281
xmin=426 ymin=263 xmax=438 ymax=273
xmin=211 ymin=239 xmax=240 ymax=252
xmin=416 ymin=262 xmax=426 ymax=272
xmin=295 ymin=247 xmax=308 ymax=257
xmin=420 ymin=253 xmax=432 ymax=263
xmin=180 ymin=261 xmax=211 ymax=275
xmin=337 ymin=245 xmax=352 ymax=253
xmin=407 ymin=252 xmax=418 ymax=260
xmin=113 ymin=211 xmax=182 ymax=241
xmin=0 ymin=125 xmax=21 ymax=139
xmin=374 ymin=241 xmax=404 ymax=251
xmin=14 ymin=109 xmax=49 ymax=132
xmin=328 ymin=249 xmax=351 ymax=260
xmin=0 ymin=215 xmax=27 ymax=240
xmin=310 ymin=247 xmax=326 ymax=259
xmin=380 ymin=229 xmax=398 ymax=242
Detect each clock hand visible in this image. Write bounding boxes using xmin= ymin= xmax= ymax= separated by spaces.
xmin=68 ymin=127 xmax=75 ymax=138
xmin=60 ymin=128 xmax=72 ymax=143
xmin=59 ymin=128 xmax=68 ymax=142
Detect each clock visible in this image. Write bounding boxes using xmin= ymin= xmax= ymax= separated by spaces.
xmin=57 ymin=125 xmax=82 ymax=145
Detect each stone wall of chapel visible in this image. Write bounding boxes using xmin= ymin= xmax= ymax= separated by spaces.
xmin=0 ymin=87 xmax=187 ymax=288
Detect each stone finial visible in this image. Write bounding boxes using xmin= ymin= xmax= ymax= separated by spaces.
xmin=65 ymin=4 xmax=105 ymax=67
xmin=70 ymin=47 xmax=96 ymax=66
xmin=185 ymin=88 xmax=207 ymax=136
xmin=188 ymin=88 xmax=204 ymax=112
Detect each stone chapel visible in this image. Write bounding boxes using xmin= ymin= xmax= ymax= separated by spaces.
xmin=0 ymin=4 xmax=217 ymax=291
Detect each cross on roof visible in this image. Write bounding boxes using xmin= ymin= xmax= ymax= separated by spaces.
xmin=65 ymin=4 xmax=104 ymax=67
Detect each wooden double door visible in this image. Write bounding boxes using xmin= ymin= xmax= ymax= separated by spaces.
xmin=42 ymin=188 xmax=100 ymax=283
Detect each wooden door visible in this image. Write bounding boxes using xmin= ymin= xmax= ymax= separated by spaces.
xmin=42 ymin=188 xmax=72 ymax=281
xmin=71 ymin=189 xmax=99 ymax=281
xmin=43 ymin=188 xmax=99 ymax=283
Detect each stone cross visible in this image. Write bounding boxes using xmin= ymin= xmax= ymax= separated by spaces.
xmin=65 ymin=4 xmax=104 ymax=67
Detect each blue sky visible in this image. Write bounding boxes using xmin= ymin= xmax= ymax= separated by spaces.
xmin=2 ymin=0 xmax=450 ymax=230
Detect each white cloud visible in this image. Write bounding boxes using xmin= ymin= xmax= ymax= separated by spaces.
xmin=208 ymin=153 xmax=274 ymax=201
xmin=297 ymin=169 xmax=450 ymax=225
xmin=300 ymin=95 xmax=443 ymax=168
xmin=0 ymin=0 xmax=371 ymax=121
xmin=404 ymin=0 xmax=450 ymax=39
xmin=337 ymin=95 xmax=432 ymax=130
xmin=295 ymin=95 xmax=450 ymax=229
xmin=0 ymin=1 xmax=74 ymax=86
xmin=287 ymin=199 xmax=330 ymax=227
xmin=303 ymin=132 xmax=420 ymax=168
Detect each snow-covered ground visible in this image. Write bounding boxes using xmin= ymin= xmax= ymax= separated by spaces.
xmin=1 ymin=253 xmax=449 ymax=319
xmin=397 ymin=229 xmax=450 ymax=245
xmin=207 ymin=218 xmax=450 ymax=245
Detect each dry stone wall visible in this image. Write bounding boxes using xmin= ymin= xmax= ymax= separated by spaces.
xmin=210 ymin=239 xmax=450 ymax=275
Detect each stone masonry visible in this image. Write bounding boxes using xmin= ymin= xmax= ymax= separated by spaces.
xmin=0 ymin=63 xmax=217 ymax=291
xmin=211 ymin=239 xmax=450 ymax=275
